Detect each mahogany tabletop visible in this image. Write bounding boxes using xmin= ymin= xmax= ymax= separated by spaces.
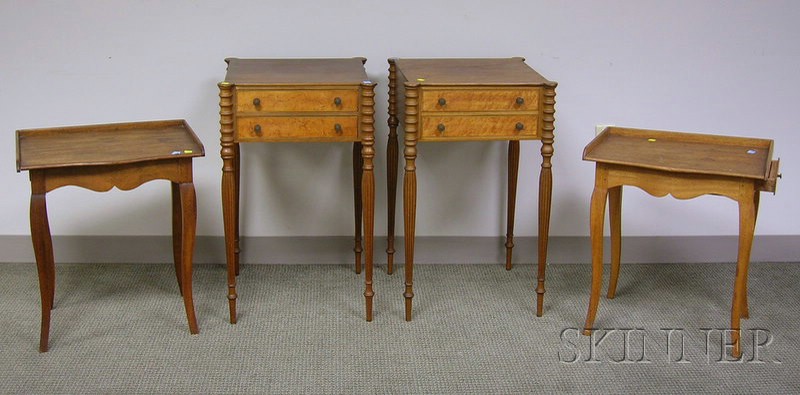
xmin=16 ymin=119 xmax=204 ymax=172
xmin=394 ymin=57 xmax=553 ymax=86
xmin=223 ymin=57 xmax=369 ymax=86
xmin=583 ymin=127 xmax=775 ymax=180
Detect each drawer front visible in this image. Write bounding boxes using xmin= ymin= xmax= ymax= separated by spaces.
xmin=236 ymin=116 xmax=358 ymax=142
xmin=421 ymin=88 xmax=539 ymax=112
xmin=236 ymin=89 xmax=359 ymax=113
xmin=421 ymin=115 xmax=539 ymax=140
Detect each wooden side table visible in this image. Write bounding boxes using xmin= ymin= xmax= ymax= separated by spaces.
xmin=15 ymin=119 xmax=205 ymax=352
xmin=219 ymin=58 xmax=377 ymax=322
xmin=582 ymin=126 xmax=780 ymax=358
xmin=387 ymin=57 xmax=557 ymax=320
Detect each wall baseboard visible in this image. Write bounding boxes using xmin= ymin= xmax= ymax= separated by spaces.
xmin=0 ymin=235 xmax=796 ymax=265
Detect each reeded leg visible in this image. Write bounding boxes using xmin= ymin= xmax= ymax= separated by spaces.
xmin=179 ymin=182 xmax=199 ymax=334
xmin=583 ymin=179 xmax=608 ymax=336
xmin=536 ymin=83 xmax=556 ymax=316
xmin=353 ymin=142 xmax=363 ymax=274
xmin=219 ymin=81 xmax=238 ymax=324
xmin=171 ymin=182 xmax=184 ymax=295
xmin=386 ymin=58 xmax=399 ymax=275
xmin=607 ymin=186 xmax=622 ymax=299
xmin=505 ymin=140 xmax=520 ymax=270
xmin=360 ymin=82 xmax=377 ymax=321
xmin=30 ymin=186 xmax=55 ymax=352
xmin=731 ymin=194 xmax=756 ymax=358
xmin=402 ymin=82 xmax=419 ymax=321
xmin=234 ymin=143 xmax=241 ymax=276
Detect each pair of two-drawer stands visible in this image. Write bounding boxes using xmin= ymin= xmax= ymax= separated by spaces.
xmin=220 ymin=57 xmax=557 ymax=325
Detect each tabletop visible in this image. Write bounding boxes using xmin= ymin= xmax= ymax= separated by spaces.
xmin=583 ymin=127 xmax=774 ymax=180
xmin=224 ymin=58 xmax=369 ymax=85
xmin=16 ymin=119 xmax=204 ymax=172
xmin=394 ymin=58 xmax=552 ymax=86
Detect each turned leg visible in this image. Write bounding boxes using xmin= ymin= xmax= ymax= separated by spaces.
xmin=505 ymin=140 xmax=520 ymax=270
xmin=583 ymin=177 xmax=608 ymax=335
xmin=171 ymin=182 xmax=184 ymax=295
xmin=179 ymin=182 xmax=199 ymax=334
xmin=536 ymin=83 xmax=556 ymax=316
xmin=219 ymin=81 xmax=238 ymax=324
xmin=731 ymin=193 xmax=756 ymax=358
xmin=403 ymin=82 xmax=419 ymax=321
xmin=386 ymin=58 xmax=399 ymax=275
xmin=30 ymin=181 xmax=55 ymax=352
xmin=353 ymin=142 xmax=363 ymax=274
xmin=360 ymin=82 xmax=377 ymax=321
xmin=234 ymin=143 xmax=241 ymax=276
xmin=607 ymin=186 xmax=622 ymax=299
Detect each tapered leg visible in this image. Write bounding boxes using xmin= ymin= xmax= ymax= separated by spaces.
xmin=607 ymin=186 xmax=622 ymax=299
xmin=353 ymin=142 xmax=363 ymax=274
xmin=360 ymin=81 xmax=377 ymax=321
xmin=234 ymin=143 xmax=241 ymax=276
xmin=30 ymin=187 xmax=55 ymax=352
xmin=386 ymin=59 xmax=399 ymax=275
xmin=219 ymin=81 xmax=238 ymax=324
xmin=403 ymin=82 xmax=419 ymax=321
xmin=505 ymin=140 xmax=520 ymax=270
xmin=731 ymin=194 xmax=756 ymax=358
xmin=536 ymin=83 xmax=556 ymax=316
xmin=171 ymin=182 xmax=184 ymax=295
xmin=179 ymin=183 xmax=199 ymax=334
xmin=583 ymin=179 xmax=608 ymax=336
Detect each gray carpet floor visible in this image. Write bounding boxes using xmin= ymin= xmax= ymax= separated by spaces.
xmin=0 ymin=262 xmax=798 ymax=394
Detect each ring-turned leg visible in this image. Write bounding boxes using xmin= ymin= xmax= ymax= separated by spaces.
xmin=178 ymin=182 xmax=199 ymax=334
xmin=386 ymin=58 xmax=399 ymax=275
xmin=353 ymin=142 xmax=363 ymax=274
xmin=403 ymin=82 xmax=420 ymax=321
xmin=536 ymin=83 xmax=556 ymax=316
xmin=360 ymin=81 xmax=377 ymax=321
xmin=731 ymin=190 xmax=756 ymax=358
xmin=219 ymin=81 xmax=238 ymax=324
xmin=30 ymin=173 xmax=55 ymax=352
xmin=505 ymin=140 xmax=520 ymax=270
xmin=607 ymin=186 xmax=622 ymax=299
xmin=171 ymin=182 xmax=184 ymax=295
xmin=583 ymin=168 xmax=608 ymax=336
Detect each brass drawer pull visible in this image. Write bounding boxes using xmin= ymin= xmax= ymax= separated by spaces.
xmin=334 ymin=97 xmax=342 ymax=106
xmin=438 ymin=98 xmax=446 ymax=106
xmin=254 ymin=124 xmax=262 ymax=136
xmin=334 ymin=123 xmax=343 ymax=134
xmin=253 ymin=98 xmax=261 ymax=106
xmin=437 ymin=123 xmax=446 ymax=133
xmin=515 ymin=122 xmax=524 ymax=131
xmin=516 ymin=97 xmax=524 ymax=105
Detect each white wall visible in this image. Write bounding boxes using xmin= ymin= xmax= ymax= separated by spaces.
xmin=1 ymin=0 xmax=798 ymax=238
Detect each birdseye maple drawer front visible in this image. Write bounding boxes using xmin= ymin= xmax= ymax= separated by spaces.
xmin=236 ymin=89 xmax=359 ymax=112
xmin=421 ymin=88 xmax=539 ymax=112
xmin=421 ymin=114 xmax=539 ymax=140
xmin=236 ymin=116 xmax=358 ymax=141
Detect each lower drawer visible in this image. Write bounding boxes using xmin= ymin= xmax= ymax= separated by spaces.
xmin=420 ymin=114 xmax=539 ymax=141
xmin=236 ymin=116 xmax=358 ymax=142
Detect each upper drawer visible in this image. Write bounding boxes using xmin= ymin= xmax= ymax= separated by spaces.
xmin=421 ymin=88 xmax=539 ymax=112
xmin=236 ymin=89 xmax=359 ymax=112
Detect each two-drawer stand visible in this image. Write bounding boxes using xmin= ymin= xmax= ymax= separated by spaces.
xmin=219 ymin=58 xmax=378 ymax=322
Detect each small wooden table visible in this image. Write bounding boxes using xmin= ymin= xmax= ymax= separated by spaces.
xmin=582 ymin=126 xmax=780 ymax=358
xmin=387 ymin=58 xmax=557 ymax=320
xmin=218 ymin=58 xmax=377 ymax=322
xmin=15 ymin=119 xmax=205 ymax=352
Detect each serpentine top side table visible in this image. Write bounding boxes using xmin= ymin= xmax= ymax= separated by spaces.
xmin=582 ymin=126 xmax=780 ymax=358
xmin=386 ymin=57 xmax=557 ymax=320
xmin=219 ymin=58 xmax=377 ymax=323
xmin=16 ymin=119 xmax=204 ymax=352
